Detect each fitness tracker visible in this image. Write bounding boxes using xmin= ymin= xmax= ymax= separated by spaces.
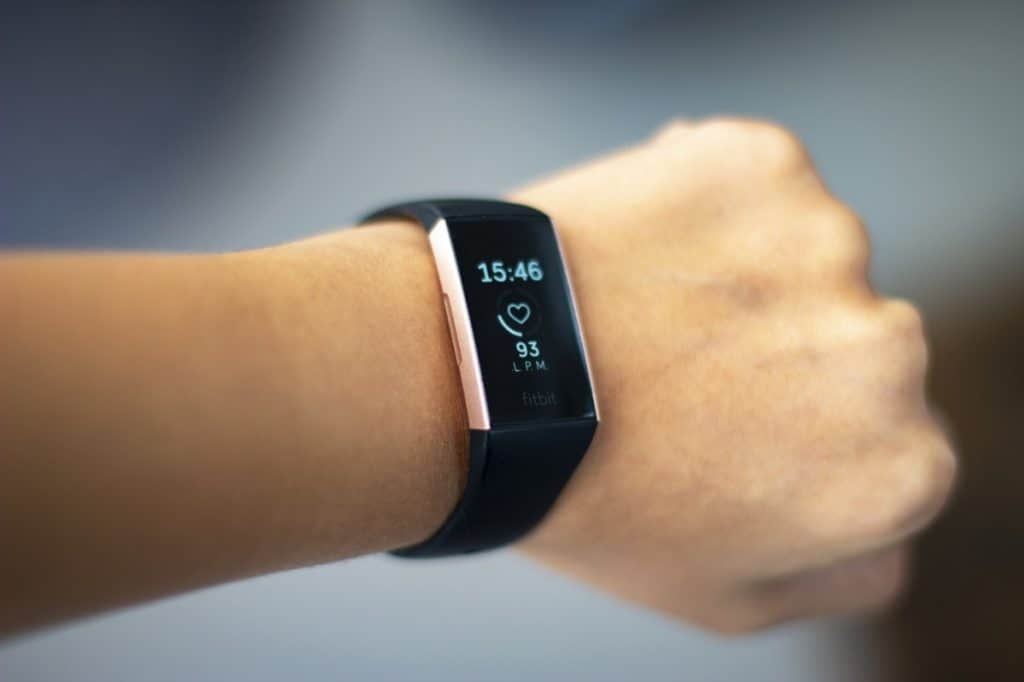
xmin=360 ymin=199 xmax=599 ymax=557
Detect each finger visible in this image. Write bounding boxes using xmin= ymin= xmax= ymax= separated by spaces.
xmin=747 ymin=545 xmax=910 ymax=623
xmin=650 ymin=118 xmax=697 ymax=145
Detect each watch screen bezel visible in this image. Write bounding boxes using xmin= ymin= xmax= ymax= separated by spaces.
xmin=428 ymin=215 xmax=598 ymax=430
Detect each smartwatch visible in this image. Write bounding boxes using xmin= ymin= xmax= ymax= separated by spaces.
xmin=360 ymin=199 xmax=599 ymax=557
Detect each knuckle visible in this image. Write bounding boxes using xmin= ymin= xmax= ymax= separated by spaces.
xmin=651 ymin=118 xmax=694 ymax=145
xmin=745 ymin=120 xmax=812 ymax=172
xmin=917 ymin=436 xmax=959 ymax=510
xmin=750 ymin=119 xmax=804 ymax=147
xmin=847 ymin=299 xmax=928 ymax=378
xmin=865 ymin=435 xmax=958 ymax=540
xmin=817 ymin=204 xmax=872 ymax=276
xmin=883 ymin=299 xmax=929 ymax=376
xmin=690 ymin=117 xmax=814 ymax=178
xmin=695 ymin=116 xmax=749 ymax=136
xmin=884 ymin=299 xmax=926 ymax=339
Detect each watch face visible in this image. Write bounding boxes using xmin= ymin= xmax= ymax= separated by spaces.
xmin=445 ymin=215 xmax=597 ymax=426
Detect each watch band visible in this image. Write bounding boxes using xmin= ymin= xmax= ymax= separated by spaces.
xmin=400 ymin=418 xmax=596 ymax=556
xmin=360 ymin=199 xmax=598 ymax=557
xmin=362 ymin=198 xmax=545 ymax=228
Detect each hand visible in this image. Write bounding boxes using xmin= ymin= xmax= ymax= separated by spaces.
xmin=512 ymin=119 xmax=957 ymax=633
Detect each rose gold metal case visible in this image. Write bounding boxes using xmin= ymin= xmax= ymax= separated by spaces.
xmin=429 ymin=218 xmax=491 ymax=430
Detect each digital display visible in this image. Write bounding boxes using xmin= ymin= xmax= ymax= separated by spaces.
xmin=446 ymin=216 xmax=596 ymax=426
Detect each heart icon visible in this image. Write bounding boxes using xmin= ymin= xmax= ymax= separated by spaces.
xmin=506 ymin=302 xmax=531 ymax=325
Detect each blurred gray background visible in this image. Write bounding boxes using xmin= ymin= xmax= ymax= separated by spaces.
xmin=1 ymin=0 xmax=1021 ymax=680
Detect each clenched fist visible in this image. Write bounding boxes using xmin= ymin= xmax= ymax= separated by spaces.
xmin=513 ymin=119 xmax=957 ymax=632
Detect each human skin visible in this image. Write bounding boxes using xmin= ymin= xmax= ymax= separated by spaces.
xmin=515 ymin=119 xmax=956 ymax=631
xmin=0 ymin=119 xmax=955 ymax=637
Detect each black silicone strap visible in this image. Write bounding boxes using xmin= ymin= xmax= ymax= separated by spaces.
xmin=360 ymin=199 xmax=597 ymax=557
xmin=397 ymin=419 xmax=596 ymax=557
xmin=361 ymin=198 xmax=545 ymax=229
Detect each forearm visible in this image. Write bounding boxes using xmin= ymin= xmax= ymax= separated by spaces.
xmin=0 ymin=222 xmax=466 ymax=636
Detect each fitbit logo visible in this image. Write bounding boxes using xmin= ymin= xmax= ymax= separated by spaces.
xmin=522 ymin=391 xmax=558 ymax=408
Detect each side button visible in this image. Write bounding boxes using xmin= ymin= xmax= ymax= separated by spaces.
xmin=442 ymin=293 xmax=462 ymax=365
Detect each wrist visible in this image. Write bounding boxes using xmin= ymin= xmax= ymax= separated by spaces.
xmin=234 ymin=222 xmax=468 ymax=559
